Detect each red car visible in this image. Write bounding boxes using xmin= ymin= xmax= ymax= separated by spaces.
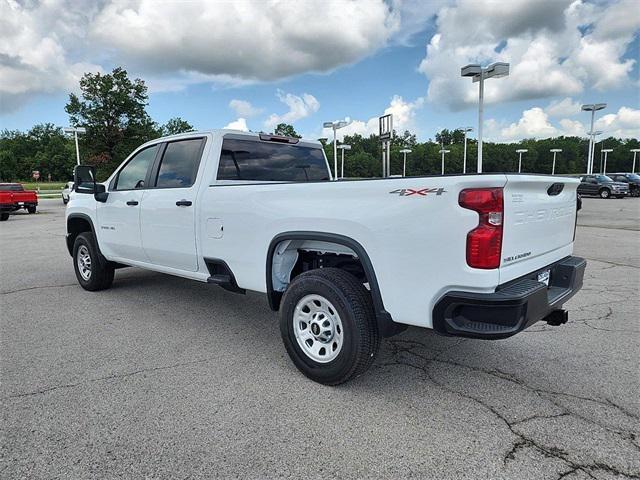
xmin=0 ymin=183 xmax=38 ymax=221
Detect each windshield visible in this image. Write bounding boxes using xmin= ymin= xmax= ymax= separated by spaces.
xmin=0 ymin=184 xmax=24 ymax=191
xmin=626 ymin=173 xmax=640 ymax=181
xmin=595 ymin=175 xmax=614 ymax=182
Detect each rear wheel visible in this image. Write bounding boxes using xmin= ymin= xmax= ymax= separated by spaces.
xmin=0 ymin=213 xmax=9 ymax=221
xmin=73 ymin=232 xmax=114 ymax=291
xmin=599 ymin=188 xmax=611 ymax=199
xmin=279 ymin=268 xmax=379 ymax=385
xmin=27 ymin=206 xmax=36 ymax=213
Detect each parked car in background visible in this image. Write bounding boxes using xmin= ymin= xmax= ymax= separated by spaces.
xmin=577 ymin=174 xmax=628 ymax=199
xmin=608 ymin=173 xmax=640 ymax=197
xmin=62 ymin=181 xmax=74 ymax=204
xmin=0 ymin=183 xmax=38 ymax=221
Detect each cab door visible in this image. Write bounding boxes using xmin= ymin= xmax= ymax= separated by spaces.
xmin=140 ymin=138 xmax=205 ymax=272
xmin=96 ymin=144 xmax=160 ymax=261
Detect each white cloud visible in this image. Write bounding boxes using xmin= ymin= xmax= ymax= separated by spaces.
xmin=321 ymin=95 xmax=425 ymax=141
xmin=0 ymin=0 xmax=101 ymax=112
xmin=90 ymin=0 xmax=399 ymax=83
xmin=558 ymin=118 xmax=586 ymax=137
xmin=500 ymin=107 xmax=558 ymax=141
xmin=595 ymin=107 xmax=640 ymax=139
xmin=229 ymin=99 xmax=263 ymax=118
xmin=264 ymin=90 xmax=320 ymax=130
xmin=419 ymin=0 xmax=640 ymax=110
xmin=224 ymin=118 xmax=249 ymax=132
xmin=545 ymin=97 xmax=581 ymax=117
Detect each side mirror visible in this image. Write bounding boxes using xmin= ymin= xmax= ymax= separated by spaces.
xmin=74 ymin=165 xmax=109 ymax=202
xmin=74 ymin=165 xmax=96 ymax=194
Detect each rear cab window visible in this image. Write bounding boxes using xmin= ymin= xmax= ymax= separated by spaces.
xmin=217 ymin=136 xmax=330 ymax=182
xmin=154 ymin=138 xmax=205 ymax=188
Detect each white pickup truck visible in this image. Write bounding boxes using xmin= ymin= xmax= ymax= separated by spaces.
xmin=67 ymin=130 xmax=585 ymax=384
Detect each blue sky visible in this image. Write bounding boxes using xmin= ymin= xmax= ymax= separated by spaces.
xmin=1 ymin=0 xmax=639 ymax=143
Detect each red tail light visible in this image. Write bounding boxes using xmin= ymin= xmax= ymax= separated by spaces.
xmin=459 ymin=188 xmax=504 ymax=269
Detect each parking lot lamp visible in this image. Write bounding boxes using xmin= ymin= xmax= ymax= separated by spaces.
xmin=439 ymin=149 xmax=450 ymax=175
xmin=587 ymin=130 xmax=603 ymax=174
xmin=581 ymin=104 xmax=606 ymax=175
xmin=602 ymin=149 xmax=613 ymax=175
xmin=323 ymin=121 xmax=350 ymax=180
xmin=337 ymin=144 xmax=351 ymax=179
xmin=399 ymin=148 xmax=412 ymax=177
xmin=516 ymin=149 xmax=528 ymax=173
xmin=461 ymin=62 xmax=510 ymax=173
xmin=461 ymin=127 xmax=473 ymax=173
xmin=63 ymin=127 xmax=87 ymax=165
xmin=550 ymin=149 xmax=562 ymax=175
xmin=631 ymin=149 xmax=640 ymax=173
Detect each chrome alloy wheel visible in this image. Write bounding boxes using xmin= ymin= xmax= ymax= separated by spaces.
xmin=293 ymin=294 xmax=344 ymax=363
xmin=77 ymin=245 xmax=92 ymax=281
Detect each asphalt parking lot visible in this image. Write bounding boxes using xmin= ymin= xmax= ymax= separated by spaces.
xmin=1 ymin=197 xmax=639 ymax=479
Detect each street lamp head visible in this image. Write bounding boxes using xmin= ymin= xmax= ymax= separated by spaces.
xmin=399 ymin=149 xmax=412 ymax=154
xmin=322 ymin=122 xmax=334 ymax=128
xmin=550 ymin=149 xmax=562 ymax=153
xmin=324 ymin=120 xmax=350 ymax=130
xmin=602 ymin=149 xmax=613 ymax=153
xmin=587 ymin=130 xmax=603 ymax=136
xmin=463 ymin=127 xmax=473 ymax=132
xmin=338 ymin=144 xmax=352 ymax=150
xmin=581 ymin=103 xmax=607 ymax=112
xmin=439 ymin=149 xmax=450 ymax=154
xmin=485 ymin=62 xmax=510 ymax=79
xmin=631 ymin=149 xmax=640 ymax=153
xmin=516 ymin=149 xmax=528 ymax=153
xmin=76 ymin=127 xmax=86 ymax=133
xmin=461 ymin=64 xmax=482 ymax=77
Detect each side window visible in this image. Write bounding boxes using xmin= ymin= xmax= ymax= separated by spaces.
xmin=115 ymin=145 xmax=159 ymax=190
xmin=155 ymin=138 xmax=204 ymax=188
xmin=217 ymin=138 xmax=330 ymax=182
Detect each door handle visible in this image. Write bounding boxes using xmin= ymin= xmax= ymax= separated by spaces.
xmin=126 ymin=200 xmax=139 ymax=206
xmin=176 ymin=200 xmax=192 ymax=207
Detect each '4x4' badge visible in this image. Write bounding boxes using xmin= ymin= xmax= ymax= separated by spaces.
xmin=389 ymin=188 xmax=446 ymax=196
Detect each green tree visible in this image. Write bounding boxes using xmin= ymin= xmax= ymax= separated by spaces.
xmin=65 ymin=67 xmax=158 ymax=176
xmin=160 ymin=117 xmax=194 ymax=136
xmin=273 ymin=123 xmax=302 ymax=138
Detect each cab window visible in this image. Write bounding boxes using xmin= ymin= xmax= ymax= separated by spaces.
xmin=154 ymin=138 xmax=204 ymax=188
xmin=115 ymin=145 xmax=159 ymax=190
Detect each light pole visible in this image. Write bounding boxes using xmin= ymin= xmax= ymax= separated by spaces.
xmin=439 ymin=149 xmax=450 ymax=175
xmin=630 ymin=149 xmax=640 ymax=173
xmin=461 ymin=127 xmax=473 ymax=173
xmin=337 ymin=144 xmax=351 ymax=179
xmin=399 ymin=148 xmax=412 ymax=177
xmin=581 ymin=103 xmax=606 ymax=175
xmin=602 ymin=149 xmax=613 ymax=174
xmin=63 ymin=127 xmax=87 ymax=165
xmin=587 ymin=130 xmax=603 ymax=174
xmin=516 ymin=149 xmax=528 ymax=173
xmin=550 ymin=149 xmax=562 ymax=175
xmin=461 ymin=62 xmax=510 ymax=173
xmin=323 ymin=120 xmax=350 ymax=180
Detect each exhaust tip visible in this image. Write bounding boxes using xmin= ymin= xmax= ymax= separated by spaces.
xmin=545 ymin=309 xmax=569 ymax=326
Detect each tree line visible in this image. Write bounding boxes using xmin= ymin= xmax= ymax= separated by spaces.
xmin=1 ymin=67 xmax=638 ymax=182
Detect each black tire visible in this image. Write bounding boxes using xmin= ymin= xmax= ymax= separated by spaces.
xmin=279 ymin=268 xmax=380 ymax=385
xmin=599 ymin=188 xmax=611 ymax=199
xmin=27 ymin=206 xmax=36 ymax=214
xmin=0 ymin=213 xmax=9 ymax=221
xmin=72 ymin=232 xmax=114 ymax=291
xmin=615 ymin=195 xmax=626 ymax=199
xmin=63 ymin=198 xmax=69 ymax=205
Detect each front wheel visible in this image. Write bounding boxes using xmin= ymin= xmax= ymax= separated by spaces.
xmin=599 ymin=188 xmax=611 ymax=199
xmin=279 ymin=268 xmax=380 ymax=385
xmin=62 ymin=197 xmax=69 ymax=205
xmin=73 ymin=232 xmax=114 ymax=291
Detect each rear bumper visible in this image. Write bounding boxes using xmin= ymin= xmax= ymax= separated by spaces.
xmin=432 ymin=256 xmax=586 ymax=339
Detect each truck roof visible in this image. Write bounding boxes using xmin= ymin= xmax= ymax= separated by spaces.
xmin=152 ymin=129 xmax=322 ymax=147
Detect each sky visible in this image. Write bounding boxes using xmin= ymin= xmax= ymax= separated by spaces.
xmin=1 ymin=0 xmax=639 ymax=143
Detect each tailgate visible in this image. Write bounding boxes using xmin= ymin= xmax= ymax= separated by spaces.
xmin=500 ymin=175 xmax=578 ymax=283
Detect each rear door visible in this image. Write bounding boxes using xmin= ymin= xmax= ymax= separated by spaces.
xmin=140 ymin=137 xmax=205 ymax=271
xmin=500 ymin=175 xmax=578 ymax=279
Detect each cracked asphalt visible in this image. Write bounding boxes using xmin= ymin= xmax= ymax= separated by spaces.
xmin=1 ymin=197 xmax=638 ymax=479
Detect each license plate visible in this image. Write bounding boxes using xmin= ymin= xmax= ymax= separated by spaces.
xmin=538 ymin=269 xmax=551 ymax=286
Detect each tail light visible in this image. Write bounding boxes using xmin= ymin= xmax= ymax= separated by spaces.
xmin=459 ymin=188 xmax=503 ymax=269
